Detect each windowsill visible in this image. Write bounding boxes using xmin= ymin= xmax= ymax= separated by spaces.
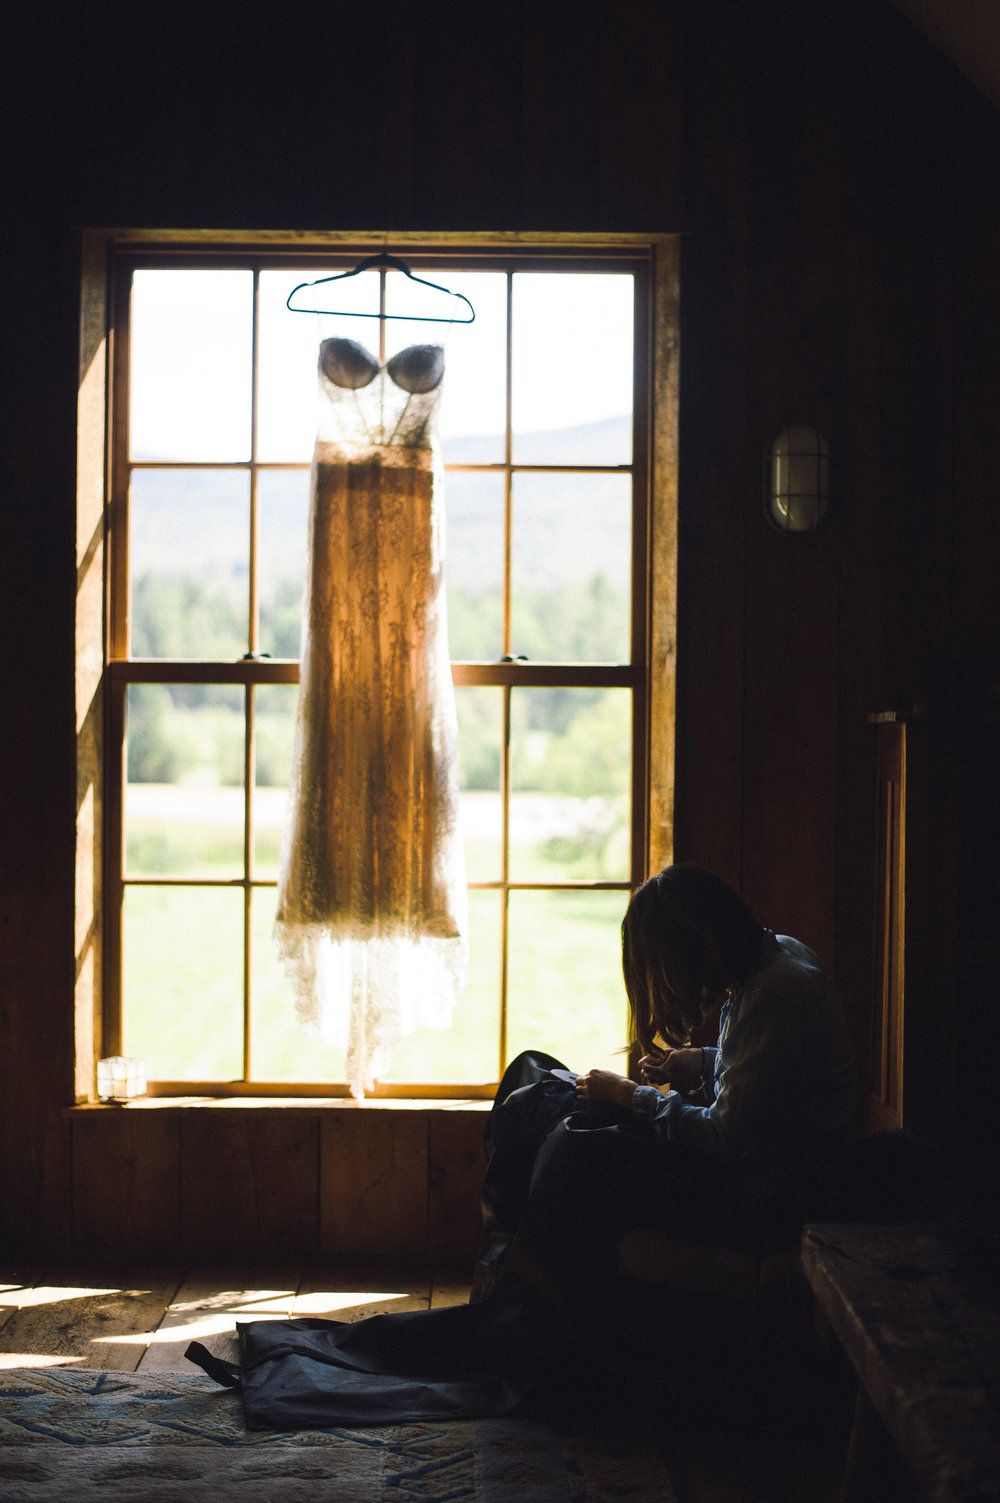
xmin=64 ymin=1095 xmax=492 ymax=1116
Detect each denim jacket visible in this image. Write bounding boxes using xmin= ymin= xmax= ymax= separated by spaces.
xmin=630 ymin=934 xmax=858 ymax=1202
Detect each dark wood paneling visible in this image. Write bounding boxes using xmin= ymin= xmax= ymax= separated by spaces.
xmin=672 ymin=0 xmax=750 ymax=885
xmin=838 ymin=4 xmax=955 ymax=710
xmin=0 ymin=221 xmax=80 ymax=1252
xmin=741 ymin=534 xmax=841 ymax=957
xmin=519 ymin=0 xmax=601 ymax=228
xmin=63 ymin=1105 xmax=485 ymax=1263
xmin=0 ymin=982 xmax=74 ymax=1256
xmin=834 ymin=1 xmax=955 ymax=1070
xmin=410 ymin=0 xmax=523 ymax=228
xmin=72 ymin=1 xmax=193 ymax=227
xmin=270 ymin=0 xmax=420 ymax=229
xmin=950 ymin=94 xmax=1000 ymax=663
xmin=180 ymin=1109 xmax=319 ymax=1258
xmin=598 ymin=0 xmax=683 ymax=230
xmin=321 ymin=1111 xmax=428 ymax=1261
xmin=739 ymin=0 xmax=843 ymax=960
xmin=427 ymin=1112 xmax=486 ymax=1264
xmin=72 ymin=1109 xmax=181 ymax=1258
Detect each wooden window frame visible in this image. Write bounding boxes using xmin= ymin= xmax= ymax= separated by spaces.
xmin=74 ymin=230 xmax=679 ymax=1103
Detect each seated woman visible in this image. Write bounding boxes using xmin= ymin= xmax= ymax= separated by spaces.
xmin=483 ymin=864 xmax=858 ymax=1267
xmin=475 ymin=864 xmax=859 ymax=1366
xmin=191 ymin=865 xmax=859 ymax=1427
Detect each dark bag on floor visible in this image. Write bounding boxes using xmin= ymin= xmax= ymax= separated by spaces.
xmin=186 ymin=1302 xmax=520 ymax=1430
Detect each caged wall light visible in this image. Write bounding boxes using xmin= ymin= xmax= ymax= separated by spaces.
xmin=764 ymin=425 xmax=830 ymax=534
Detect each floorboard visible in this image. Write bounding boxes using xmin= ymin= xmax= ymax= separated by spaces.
xmin=0 ymin=1263 xmax=851 ymax=1500
xmin=292 ymin=1266 xmax=433 ymax=1321
xmin=136 ymin=1265 xmax=302 ymax=1372
xmin=0 ymin=1265 xmax=463 ymax=1374
xmin=0 ymin=1266 xmax=183 ymax=1371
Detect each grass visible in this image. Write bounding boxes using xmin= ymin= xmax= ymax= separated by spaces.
xmin=122 ymin=788 xmax=631 ymax=1085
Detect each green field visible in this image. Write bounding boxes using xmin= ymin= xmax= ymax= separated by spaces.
xmin=122 ymin=789 xmax=631 ymax=1086
xmin=121 ymin=634 xmax=634 ymax=1087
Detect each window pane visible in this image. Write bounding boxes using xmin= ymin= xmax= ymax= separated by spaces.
xmin=254 ymin=684 xmax=298 ymax=880
xmin=384 ymin=270 xmax=508 ymax=465
xmin=250 ymin=887 xmax=348 ymax=1081
xmin=456 ymin=686 xmax=502 ymax=881
xmin=130 ymin=469 xmax=249 ymax=660
xmin=511 ymin=473 xmax=631 ymax=663
xmin=445 ymin=471 xmax=505 ymax=661
xmin=257 ymin=267 xmax=381 ymax=461
xmin=384 ymin=887 xmax=502 ymax=1082
xmin=250 ymin=886 xmax=502 ymax=1085
xmin=130 ymin=269 xmax=253 ymax=461
xmin=117 ymin=252 xmax=648 ymax=1096
xmin=122 ymin=885 xmax=244 ymax=1078
xmin=506 ymin=889 xmax=628 ymax=1071
xmin=509 ymin=688 xmax=631 ymax=881
xmin=258 ymin=469 xmax=309 ymax=659
xmin=125 ymin=684 xmax=245 ymax=877
xmin=512 ymin=273 xmax=633 ymax=465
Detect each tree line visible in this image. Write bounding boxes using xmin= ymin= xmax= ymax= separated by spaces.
xmin=128 ymin=573 xmax=630 ymax=798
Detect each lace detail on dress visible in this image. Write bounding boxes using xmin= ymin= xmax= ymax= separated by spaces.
xmin=274 ymin=339 xmax=468 ymax=1097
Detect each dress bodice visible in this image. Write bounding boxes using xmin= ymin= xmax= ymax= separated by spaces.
xmin=317 ymin=337 xmax=443 ymax=454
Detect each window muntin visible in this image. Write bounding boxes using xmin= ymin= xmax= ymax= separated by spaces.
xmin=108 ymin=248 xmax=651 ymax=1094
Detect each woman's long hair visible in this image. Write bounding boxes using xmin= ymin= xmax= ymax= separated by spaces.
xmin=622 ymin=865 xmax=766 ymax=1054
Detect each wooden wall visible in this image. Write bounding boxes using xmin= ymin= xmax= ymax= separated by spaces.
xmin=2 ymin=0 xmax=999 ymax=1253
xmin=677 ymin=0 xmax=1000 ymax=1091
xmin=68 ymin=1102 xmax=488 ymax=1264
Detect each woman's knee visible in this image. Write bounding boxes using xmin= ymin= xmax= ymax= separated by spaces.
xmin=528 ymin=1115 xmax=658 ymax=1207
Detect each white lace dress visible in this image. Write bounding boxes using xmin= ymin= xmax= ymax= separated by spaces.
xmin=275 ymin=337 xmax=467 ymax=1097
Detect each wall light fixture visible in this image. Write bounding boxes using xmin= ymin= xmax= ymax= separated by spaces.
xmin=765 ymin=425 xmax=830 ymax=534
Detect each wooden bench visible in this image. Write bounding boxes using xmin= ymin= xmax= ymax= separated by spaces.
xmin=801 ymin=1222 xmax=1000 ymax=1503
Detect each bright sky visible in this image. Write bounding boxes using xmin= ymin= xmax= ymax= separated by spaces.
xmin=129 ymin=267 xmax=634 ymax=462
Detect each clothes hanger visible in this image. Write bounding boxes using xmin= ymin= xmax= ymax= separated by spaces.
xmin=285 ymin=251 xmax=475 ymax=324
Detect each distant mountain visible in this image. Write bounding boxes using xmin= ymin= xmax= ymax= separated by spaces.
xmin=441 ymin=413 xmax=631 ymax=467
xmin=130 ymin=414 xmax=633 ymax=593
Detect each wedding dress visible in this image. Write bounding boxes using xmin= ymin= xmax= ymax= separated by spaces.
xmin=275 ymin=336 xmax=467 ymax=1097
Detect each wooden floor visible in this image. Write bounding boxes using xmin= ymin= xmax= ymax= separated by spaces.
xmin=0 ymin=1263 xmax=472 ymax=1373
xmin=0 ymin=1261 xmax=854 ymax=1503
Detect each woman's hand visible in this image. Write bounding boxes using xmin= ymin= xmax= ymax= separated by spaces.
xmin=638 ymin=1047 xmax=704 ymax=1087
xmin=574 ymin=1069 xmax=638 ymax=1108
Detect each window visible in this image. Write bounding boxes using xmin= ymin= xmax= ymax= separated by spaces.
xmin=95 ymin=236 xmax=676 ymax=1097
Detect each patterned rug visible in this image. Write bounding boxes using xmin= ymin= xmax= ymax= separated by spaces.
xmin=0 ymin=1368 xmax=678 ymax=1501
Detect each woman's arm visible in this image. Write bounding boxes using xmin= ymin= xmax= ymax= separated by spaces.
xmin=574 ymin=1046 xmax=708 ymax=1107
xmin=574 ymin=1069 xmax=638 ymax=1108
